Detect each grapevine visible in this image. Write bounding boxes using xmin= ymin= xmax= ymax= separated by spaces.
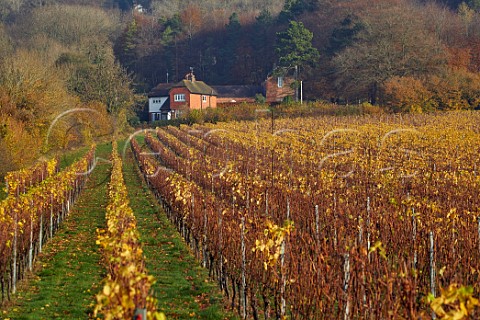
xmin=3 ymin=158 xmax=59 ymax=197
xmin=0 ymin=146 xmax=95 ymax=300
xmin=94 ymin=141 xmax=164 ymax=320
xmin=131 ymin=111 xmax=480 ymax=318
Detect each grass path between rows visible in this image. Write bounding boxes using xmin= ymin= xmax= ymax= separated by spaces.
xmin=121 ymin=143 xmax=236 ymax=319
xmin=2 ymin=143 xmax=112 ymax=319
xmin=2 ymin=142 xmax=234 ymax=319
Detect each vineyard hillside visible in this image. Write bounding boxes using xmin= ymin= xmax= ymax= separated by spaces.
xmin=132 ymin=110 xmax=480 ymax=318
xmin=1 ymin=111 xmax=480 ymax=319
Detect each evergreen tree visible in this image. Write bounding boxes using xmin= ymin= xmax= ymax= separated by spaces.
xmin=253 ymin=10 xmax=273 ymax=57
xmin=468 ymin=0 xmax=480 ymax=10
xmin=278 ymin=0 xmax=319 ymax=23
xmin=327 ymin=14 xmax=365 ymax=56
xmin=226 ymin=12 xmax=241 ymax=37
xmin=256 ymin=8 xmax=274 ymax=26
xmin=163 ymin=14 xmax=183 ymax=36
xmin=219 ymin=12 xmax=242 ymax=83
xmin=276 ymin=20 xmax=319 ymax=71
xmin=251 ymin=9 xmax=275 ymax=82
xmin=159 ymin=14 xmax=184 ymax=82
xmin=117 ymin=19 xmax=138 ymax=69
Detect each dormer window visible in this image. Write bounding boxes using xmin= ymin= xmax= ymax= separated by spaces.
xmin=277 ymin=77 xmax=283 ymax=88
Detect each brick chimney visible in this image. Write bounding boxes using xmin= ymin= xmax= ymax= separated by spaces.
xmin=185 ymin=68 xmax=195 ymax=82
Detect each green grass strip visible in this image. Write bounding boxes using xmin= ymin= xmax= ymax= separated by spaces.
xmin=2 ymin=143 xmax=112 ymax=320
xmin=57 ymin=145 xmax=91 ymax=171
xmin=2 ymin=141 xmax=235 ymax=319
xmin=121 ymin=143 xmax=237 ymax=320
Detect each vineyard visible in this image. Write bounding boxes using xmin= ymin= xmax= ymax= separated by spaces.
xmin=0 ymin=147 xmax=95 ymax=301
xmin=1 ymin=111 xmax=480 ymax=319
xmin=131 ymin=111 xmax=480 ymax=319
xmin=94 ymin=142 xmax=163 ymax=319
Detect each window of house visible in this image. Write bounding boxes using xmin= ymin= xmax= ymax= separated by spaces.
xmin=277 ymin=77 xmax=284 ymax=88
xmin=202 ymin=95 xmax=207 ymax=102
xmin=174 ymin=94 xmax=186 ymax=102
xmin=155 ymin=113 xmax=160 ymax=121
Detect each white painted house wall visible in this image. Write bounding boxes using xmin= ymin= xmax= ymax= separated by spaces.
xmin=148 ymin=97 xmax=170 ymax=121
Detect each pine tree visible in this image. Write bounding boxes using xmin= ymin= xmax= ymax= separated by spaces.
xmin=276 ymin=21 xmax=319 ymax=70
xmin=278 ymin=0 xmax=319 ymax=23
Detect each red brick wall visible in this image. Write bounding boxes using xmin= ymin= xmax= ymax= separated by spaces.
xmin=170 ymin=87 xmax=217 ymax=110
xmin=265 ymin=77 xmax=296 ymax=103
xmin=189 ymin=94 xmax=217 ymax=109
xmin=189 ymin=93 xmax=202 ymax=109
xmin=204 ymin=95 xmax=217 ymax=109
xmin=170 ymin=87 xmax=190 ymax=110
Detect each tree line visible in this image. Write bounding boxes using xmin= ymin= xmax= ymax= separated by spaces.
xmin=1 ymin=0 xmax=480 ymax=176
xmin=0 ymin=4 xmax=137 ymax=177
xmin=115 ymin=0 xmax=480 ymax=111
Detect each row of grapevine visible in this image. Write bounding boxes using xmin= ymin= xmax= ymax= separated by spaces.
xmin=94 ymin=142 xmax=164 ymax=320
xmin=133 ymin=112 xmax=480 ymax=319
xmin=134 ymin=134 xmax=302 ymax=319
xmin=4 ymin=158 xmax=59 ymax=197
xmin=0 ymin=147 xmax=95 ymax=302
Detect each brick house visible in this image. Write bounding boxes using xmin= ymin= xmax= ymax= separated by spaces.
xmin=211 ymin=76 xmax=295 ymax=106
xmin=148 ymin=72 xmax=217 ymax=121
xmin=170 ymin=73 xmax=217 ymax=113
xmin=147 ymin=72 xmax=295 ymax=122
xmin=264 ymin=75 xmax=296 ymax=103
xmin=148 ymin=83 xmax=172 ymax=121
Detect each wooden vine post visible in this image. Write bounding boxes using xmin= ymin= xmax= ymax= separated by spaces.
xmin=240 ymin=216 xmax=247 ymax=319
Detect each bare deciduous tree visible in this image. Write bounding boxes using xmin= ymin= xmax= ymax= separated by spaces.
xmin=332 ymin=1 xmax=447 ymax=103
xmin=11 ymin=4 xmax=120 ymax=48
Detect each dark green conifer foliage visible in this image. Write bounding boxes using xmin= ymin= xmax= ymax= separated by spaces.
xmin=219 ymin=12 xmax=242 ymax=83
xmin=327 ymin=14 xmax=365 ymax=56
xmin=278 ymin=0 xmax=318 ymax=23
xmin=276 ymin=20 xmax=319 ymax=70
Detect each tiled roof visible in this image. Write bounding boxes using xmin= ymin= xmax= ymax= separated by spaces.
xmin=160 ymin=97 xmax=170 ymax=110
xmin=148 ymin=83 xmax=173 ymax=97
xmin=211 ymin=85 xmax=263 ymax=98
xmin=173 ymin=80 xmax=217 ymax=95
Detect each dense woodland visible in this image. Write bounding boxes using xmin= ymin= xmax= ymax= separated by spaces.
xmin=112 ymin=0 xmax=480 ymax=108
xmin=1 ymin=0 xmax=480 ymax=175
